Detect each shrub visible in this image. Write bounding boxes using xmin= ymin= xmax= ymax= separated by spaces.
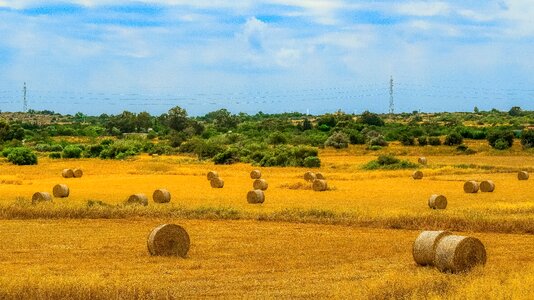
xmin=324 ymin=132 xmax=349 ymax=149
xmin=494 ymin=139 xmax=510 ymax=150
xmin=399 ymin=134 xmax=415 ymax=146
xmin=417 ymin=136 xmax=428 ymax=146
xmin=363 ymin=154 xmax=417 ymax=170
xmin=62 ymin=145 xmax=83 ymax=158
xmin=368 ymin=136 xmax=388 ymax=147
xmin=303 ymin=156 xmax=321 ymax=168
xmin=213 ymin=147 xmax=240 ymax=165
xmin=487 ymin=130 xmax=514 ymax=149
xmin=49 ymin=152 xmax=61 ymax=159
xmin=428 ymin=137 xmax=441 ymax=146
xmin=520 ymin=130 xmax=534 ymax=149
xmin=7 ymin=147 xmax=38 ymax=165
xmin=444 ymin=132 xmax=463 ymax=146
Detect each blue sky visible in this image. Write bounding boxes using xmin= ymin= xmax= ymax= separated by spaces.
xmin=0 ymin=0 xmax=532 ymax=116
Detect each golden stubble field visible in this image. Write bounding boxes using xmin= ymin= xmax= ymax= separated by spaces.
xmin=1 ymin=143 xmax=534 ymax=299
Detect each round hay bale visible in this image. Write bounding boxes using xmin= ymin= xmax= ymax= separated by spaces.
xmin=312 ymin=179 xmax=328 ymax=192
xmin=253 ymin=179 xmax=268 ymax=191
xmin=52 ymin=184 xmax=70 ymax=198
xmin=73 ymin=169 xmax=83 ymax=178
xmin=250 ymin=169 xmax=262 ymax=179
xmin=152 ymin=189 xmax=171 ymax=203
xmin=418 ymin=157 xmax=427 ymax=165
xmin=147 ymin=224 xmax=190 ymax=257
xmin=518 ymin=171 xmax=529 ymax=180
xmin=412 ymin=170 xmax=424 ymax=180
xmin=126 ymin=193 xmax=148 ymax=206
xmin=62 ymin=169 xmax=74 ymax=178
xmin=32 ymin=192 xmax=52 ymax=204
xmin=463 ymin=181 xmax=479 ymax=193
xmin=315 ymin=173 xmax=325 ymax=180
xmin=480 ymin=180 xmax=495 ymax=193
xmin=412 ymin=230 xmax=452 ymax=266
xmin=207 ymin=171 xmax=219 ymax=181
xmin=304 ymin=171 xmax=316 ymax=182
xmin=428 ymin=194 xmax=447 ymax=209
xmin=210 ymin=177 xmax=224 ymax=188
xmin=434 ymin=235 xmax=487 ymax=273
xmin=247 ymin=190 xmax=265 ymax=204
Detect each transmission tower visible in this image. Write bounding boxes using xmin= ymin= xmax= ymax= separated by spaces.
xmin=389 ymin=76 xmax=394 ymax=114
xmin=23 ymin=82 xmax=27 ymax=112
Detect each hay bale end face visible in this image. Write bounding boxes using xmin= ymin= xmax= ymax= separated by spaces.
xmin=210 ymin=177 xmax=224 ymax=188
xmin=518 ymin=171 xmax=529 ymax=180
xmin=428 ymin=194 xmax=447 ymax=209
xmin=413 ymin=230 xmax=452 ymax=266
xmin=412 ymin=170 xmax=424 ymax=180
xmin=304 ymin=171 xmax=316 ymax=182
xmin=147 ymin=224 xmax=190 ymax=257
xmin=32 ymin=192 xmax=53 ymax=204
xmin=253 ymin=179 xmax=268 ymax=191
xmin=207 ymin=171 xmax=219 ymax=181
xmin=312 ymin=179 xmax=328 ymax=192
xmin=126 ymin=194 xmax=148 ymax=206
xmin=418 ymin=157 xmax=427 ymax=165
xmin=250 ymin=170 xmax=262 ymax=179
xmin=153 ymin=189 xmax=171 ymax=203
xmin=73 ymin=169 xmax=83 ymax=178
xmin=480 ymin=180 xmax=495 ymax=193
xmin=52 ymin=184 xmax=70 ymax=198
xmin=62 ymin=169 xmax=74 ymax=178
xmin=463 ymin=181 xmax=479 ymax=193
xmin=434 ymin=235 xmax=487 ymax=273
xmin=247 ymin=190 xmax=265 ymax=204
xmin=315 ymin=173 xmax=325 ymax=180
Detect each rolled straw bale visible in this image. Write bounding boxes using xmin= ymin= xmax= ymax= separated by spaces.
xmin=147 ymin=224 xmax=190 ymax=257
xmin=304 ymin=171 xmax=316 ymax=182
xmin=434 ymin=235 xmax=487 ymax=273
xmin=315 ymin=173 xmax=325 ymax=180
xmin=253 ymin=179 xmax=268 ymax=191
xmin=247 ymin=190 xmax=265 ymax=204
xmin=152 ymin=189 xmax=171 ymax=203
xmin=412 ymin=170 xmax=424 ymax=180
xmin=62 ymin=169 xmax=74 ymax=178
xmin=126 ymin=193 xmax=148 ymax=206
xmin=312 ymin=179 xmax=328 ymax=192
xmin=210 ymin=177 xmax=224 ymax=188
xmin=250 ymin=170 xmax=262 ymax=179
xmin=412 ymin=230 xmax=452 ymax=266
xmin=52 ymin=184 xmax=70 ymax=198
xmin=480 ymin=180 xmax=495 ymax=193
xmin=463 ymin=181 xmax=479 ymax=193
xmin=418 ymin=157 xmax=427 ymax=165
xmin=73 ymin=169 xmax=83 ymax=178
xmin=207 ymin=171 xmax=219 ymax=181
xmin=518 ymin=171 xmax=529 ymax=180
xmin=32 ymin=192 xmax=52 ymax=204
xmin=428 ymin=194 xmax=447 ymax=209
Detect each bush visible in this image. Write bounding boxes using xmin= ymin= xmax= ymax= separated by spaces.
xmin=213 ymin=147 xmax=240 ymax=165
xmin=399 ymin=134 xmax=415 ymax=146
xmin=417 ymin=136 xmax=428 ymax=146
xmin=494 ymin=139 xmax=510 ymax=150
xmin=62 ymin=145 xmax=83 ymax=158
xmin=49 ymin=152 xmax=62 ymax=159
xmin=521 ymin=130 xmax=534 ymax=149
xmin=7 ymin=147 xmax=38 ymax=165
xmin=428 ymin=137 xmax=441 ymax=146
xmin=303 ymin=156 xmax=321 ymax=168
xmin=324 ymin=132 xmax=349 ymax=149
xmin=487 ymin=130 xmax=514 ymax=149
xmin=363 ymin=154 xmax=417 ymax=170
xmin=444 ymin=132 xmax=463 ymax=146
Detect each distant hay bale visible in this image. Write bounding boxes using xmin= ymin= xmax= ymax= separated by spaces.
xmin=428 ymin=194 xmax=447 ymax=209
xmin=412 ymin=230 xmax=452 ymax=266
xmin=210 ymin=177 xmax=224 ymax=188
xmin=207 ymin=171 xmax=219 ymax=181
xmin=52 ymin=184 xmax=69 ymax=198
xmin=147 ymin=224 xmax=190 ymax=257
xmin=152 ymin=189 xmax=171 ymax=203
xmin=418 ymin=157 xmax=427 ymax=165
xmin=62 ymin=169 xmax=74 ymax=178
xmin=73 ymin=169 xmax=83 ymax=178
xmin=247 ymin=190 xmax=265 ymax=204
xmin=253 ymin=179 xmax=268 ymax=191
xmin=412 ymin=170 xmax=424 ymax=180
xmin=315 ymin=173 xmax=325 ymax=180
xmin=463 ymin=180 xmax=479 ymax=193
xmin=32 ymin=192 xmax=52 ymax=204
xmin=126 ymin=193 xmax=148 ymax=206
xmin=480 ymin=180 xmax=495 ymax=192
xmin=518 ymin=171 xmax=529 ymax=180
xmin=434 ymin=235 xmax=487 ymax=273
xmin=304 ymin=171 xmax=316 ymax=182
xmin=250 ymin=170 xmax=262 ymax=179
xmin=312 ymin=179 xmax=328 ymax=192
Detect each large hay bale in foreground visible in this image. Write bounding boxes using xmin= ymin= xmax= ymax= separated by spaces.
xmin=126 ymin=193 xmax=148 ymax=206
xmin=73 ymin=169 xmax=83 ymax=178
xmin=52 ymin=184 xmax=70 ymax=198
xmin=250 ymin=169 xmax=261 ymax=179
xmin=210 ymin=177 xmax=224 ymax=188
xmin=253 ymin=179 xmax=268 ymax=191
xmin=304 ymin=171 xmax=316 ymax=182
xmin=518 ymin=171 xmax=529 ymax=180
xmin=434 ymin=235 xmax=487 ymax=273
xmin=480 ymin=180 xmax=495 ymax=192
xmin=32 ymin=192 xmax=52 ymax=204
xmin=147 ymin=224 xmax=190 ymax=257
xmin=413 ymin=230 xmax=452 ymax=266
xmin=463 ymin=181 xmax=479 ymax=193
xmin=153 ymin=189 xmax=171 ymax=203
xmin=428 ymin=194 xmax=447 ymax=209
xmin=312 ymin=179 xmax=328 ymax=192
xmin=418 ymin=157 xmax=427 ymax=165
xmin=207 ymin=171 xmax=219 ymax=181
xmin=62 ymin=169 xmax=74 ymax=178
xmin=247 ymin=190 xmax=265 ymax=204
xmin=412 ymin=170 xmax=424 ymax=180
xmin=315 ymin=173 xmax=325 ymax=180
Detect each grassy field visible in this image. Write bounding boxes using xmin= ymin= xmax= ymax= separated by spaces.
xmin=0 ymin=142 xmax=533 ymax=298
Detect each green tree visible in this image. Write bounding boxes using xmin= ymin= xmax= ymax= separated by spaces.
xmin=359 ymin=111 xmax=385 ymax=126
xmin=164 ymin=106 xmax=189 ymax=132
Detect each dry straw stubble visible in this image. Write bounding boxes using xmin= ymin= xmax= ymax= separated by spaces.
xmin=463 ymin=180 xmax=479 ymax=193
xmin=250 ymin=170 xmax=262 ymax=179
xmin=32 ymin=192 xmax=53 ymax=204
xmin=210 ymin=177 xmax=224 ymax=188
xmin=247 ymin=190 xmax=265 ymax=204
xmin=152 ymin=189 xmax=171 ymax=203
xmin=147 ymin=224 xmax=190 ymax=257
xmin=480 ymin=180 xmax=495 ymax=192
xmin=126 ymin=194 xmax=149 ymax=206
xmin=434 ymin=235 xmax=487 ymax=273
xmin=413 ymin=230 xmax=452 ymax=266
xmin=62 ymin=169 xmax=74 ymax=178
xmin=253 ymin=179 xmax=268 ymax=191
xmin=412 ymin=170 xmax=424 ymax=180
xmin=428 ymin=194 xmax=447 ymax=209
xmin=312 ymin=179 xmax=328 ymax=191
xmin=518 ymin=171 xmax=529 ymax=180
xmin=52 ymin=184 xmax=70 ymax=198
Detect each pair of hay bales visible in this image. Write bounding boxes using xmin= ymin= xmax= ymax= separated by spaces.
xmin=207 ymin=171 xmax=224 ymax=188
xmin=463 ymin=180 xmax=495 ymax=193
xmin=304 ymin=171 xmax=328 ymax=192
xmin=147 ymin=224 xmax=190 ymax=257
xmin=62 ymin=168 xmax=83 ymax=178
xmin=518 ymin=171 xmax=529 ymax=180
xmin=32 ymin=184 xmax=71 ymax=204
xmin=125 ymin=189 xmax=171 ymax=206
xmin=413 ymin=230 xmax=486 ymax=273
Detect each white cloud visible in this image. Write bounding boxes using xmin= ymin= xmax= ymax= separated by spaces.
xmin=393 ymin=1 xmax=450 ymax=17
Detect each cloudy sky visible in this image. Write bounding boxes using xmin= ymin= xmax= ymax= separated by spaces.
xmin=0 ymin=0 xmax=532 ymax=116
